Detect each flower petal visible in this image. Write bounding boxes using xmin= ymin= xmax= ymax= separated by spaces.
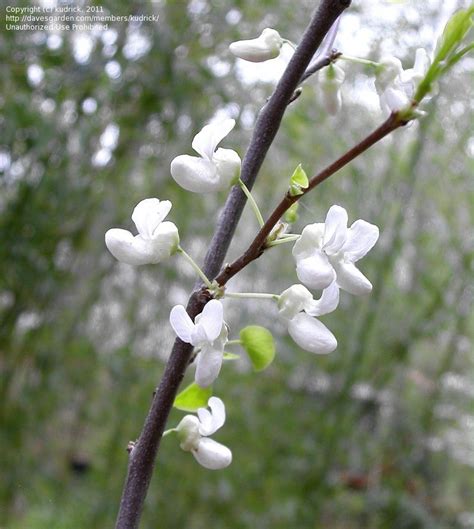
xmin=169 ymin=305 xmax=195 ymax=344
xmin=176 ymin=415 xmax=200 ymax=452
xmin=170 ymin=155 xmax=220 ymax=193
xmin=380 ymin=86 xmax=409 ymax=113
xmin=192 ymin=119 xmax=235 ymax=161
xmin=229 ymin=28 xmax=282 ymax=63
xmin=213 ymin=148 xmax=241 ymax=189
xmin=146 ymin=221 xmax=179 ymax=262
xmin=323 ymin=205 xmax=348 ymax=254
xmin=288 ymin=313 xmax=337 ymax=355
xmin=375 ymin=56 xmax=403 ymax=93
xmin=105 ymin=229 xmax=159 ymax=266
xmin=322 ymin=88 xmax=342 ymax=115
xmin=131 ymin=198 xmax=171 ymax=239
xmin=413 ymin=48 xmax=429 ymax=76
xmin=296 ymin=251 xmax=335 ymax=291
xmin=198 ymin=396 xmax=226 ymax=435
xmin=334 ymin=261 xmax=373 ymax=296
xmin=195 ymin=343 xmax=224 ymax=388
xmin=192 ymin=438 xmax=232 ymax=470
xmin=320 ymin=64 xmax=345 ymax=115
xmin=306 ymin=280 xmax=340 ymax=317
xmin=292 ymin=223 xmax=325 ymax=260
xmin=278 ymin=284 xmax=314 ymax=320
xmin=342 ymin=219 xmax=379 ymax=262
xmin=198 ymin=300 xmax=224 ymax=342
xmin=401 ymin=48 xmax=430 ymax=85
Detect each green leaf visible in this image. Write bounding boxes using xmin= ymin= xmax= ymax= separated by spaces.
xmin=284 ymin=202 xmax=299 ymax=223
xmin=173 ymin=382 xmax=212 ymax=412
xmin=289 ymin=164 xmax=309 ymax=197
xmin=445 ymin=42 xmax=474 ymax=69
xmin=436 ymin=7 xmax=473 ymax=62
xmin=240 ymin=326 xmax=276 ymax=372
xmin=415 ymin=7 xmax=473 ymax=103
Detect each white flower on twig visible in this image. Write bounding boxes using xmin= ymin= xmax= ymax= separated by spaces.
xmin=279 ymin=282 xmax=339 ymax=354
xmin=320 ymin=63 xmax=345 ymax=115
xmin=376 ymin=49 xmax=430 ymax=113
xmin=176 ymin=397 xmax=232 ymax=470
xmin=170 ymin=300 xmax=227 ymax=387
xmin=105 ymin=198 xmax=179 ymax=265
xmin=293 ymin=205 xmax=379 ymax=296
xmin=170 ymin=119 xmax=241 ymax=193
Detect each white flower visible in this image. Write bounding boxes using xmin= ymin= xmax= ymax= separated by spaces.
xmin=292 ymin=205 xmax=379 ymax=296
xmin=170 ymin=119 xmax=241 ymax=193
xmin=401 ymin=48 xmax=430 ymax=86
xmin=376 ymin=49 xmax=430 ymax=113
xmin=279 ymin=282 xmax=339 ymax=354
xmin=176 ymin=397 xmax=232 ymax=470
xmin=229 ymin=28 xmax=283 ymax=62
xmin=320 ymin=63 xmax=345 ymax=115
xmin=105 ymin=198 xmax=179 ymax=265
xmin=170 ymin=300 xmax=227 ymax=387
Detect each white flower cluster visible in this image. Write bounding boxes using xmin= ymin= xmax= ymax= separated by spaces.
xmin=279 ymin=205 xmax=379 ymax=355
xmin=376 ymin=48 xmax=430 ymax=114
xmin=102 ymin=27 xmax=390 ymax=471
xmin=227 ymin=27 xmax=430 ymax=116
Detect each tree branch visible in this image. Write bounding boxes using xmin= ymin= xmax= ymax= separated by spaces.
xmin=200 ymin=0 xmax=351 ymax=281
xmin=300 ymin=49 xmax=341 ymax=83
xmin=215 ymin=112 xmax=404 ymax=286
xmin=114 ymin=2 xmax=351 ymax=528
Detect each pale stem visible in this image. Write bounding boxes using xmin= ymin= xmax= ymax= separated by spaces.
xmin=339 ymin=54 xmax=379 ymax=68
xmin=238 ymin=178 xmax=265 ymax=228
xmin=225 ymin=292 xmax=280 ymax=301
xmin=177 ymin=247 xmax=213 ymax=288
xmin=162 ymin=428 xmax=178 ymax=437
xmin=282 ymin=39 xmax=297 ymax=50
xmin=226 ymin=340 xmax=242 ymax=346
xmin=266 ymin=234 xmax=300 ymax=247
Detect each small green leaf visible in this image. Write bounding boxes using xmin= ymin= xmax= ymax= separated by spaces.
xmin=174 ymin=382 xmax=212 ymax=412
xmin=240 ymin=326 xmax=276 ymax=372
xmin=284 ymin=202 xmax=299 ymax=224
xmin=289 ymin=164 xmax=309 ymax=197
xmin=436 ymin=7 xmax=473 ymax=62
xmin=415 ymin=7 xmax=473 ymax=104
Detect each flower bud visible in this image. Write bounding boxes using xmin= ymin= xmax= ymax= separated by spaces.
xmin=320 ymin=64 xmax=345 ymax=115
xmin=229 ymin=28 xmax=283 ymax=63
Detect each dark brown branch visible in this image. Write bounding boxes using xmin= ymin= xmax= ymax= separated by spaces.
xmin=214 ymin=113 xmax=403 ymax=286
xmin=114 ymin=2 xmax=351 ymax=528
xmin=200 ymin=1 xmax=351 ymax=281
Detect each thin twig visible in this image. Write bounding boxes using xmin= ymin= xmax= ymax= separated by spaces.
xmin=214 ymin=112 xmax=404 ymax=286
xmin=114 ymin=2 xmax=351 ymax=528
xmin=300 ymin=49 xmax=341 ymax=83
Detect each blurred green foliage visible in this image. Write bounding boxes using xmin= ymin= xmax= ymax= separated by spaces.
xmin=1 ymin=1 xmax=473 ymax=528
